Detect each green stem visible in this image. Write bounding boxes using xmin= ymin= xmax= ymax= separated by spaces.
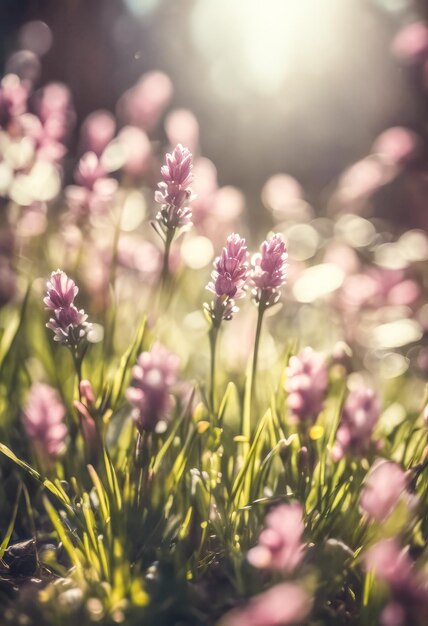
xmin=251 ymin=300 xmax=266 ymax=405
xmin=161 ymin=228 xmax=174 ymax=293
xmin=209 ymin=325 xmax=219 ymax=414
xmin=72 ymin=349 xmax=83 ymax=401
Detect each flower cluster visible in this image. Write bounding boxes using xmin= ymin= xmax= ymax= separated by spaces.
xmin=22 ymin=383 xmax=67 ymax=461
xmin=154 ymin=143 xmax=194 ymax=234
xmin=247 ymin=503 xmax=306 ymax=573
xmin=126 ymin=342 xmax=180 ymax=433
xmin=334 ymin=387 xmax=380 ymax=458
xmin=285 ymin=347 xmax=328 ymax=423
xmin=205 ymin=233 xmax=249 ymax=325
xmin=251 ymin=233 xmax=288 ymax=307
xmin=44 ymin=270 xmax=91 ymax=347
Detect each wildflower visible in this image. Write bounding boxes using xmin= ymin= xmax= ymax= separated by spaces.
xmin=155 ymin=143 xmax=194 ymax=233
xmin=22 ymin=383 xmax=67 ymax=460
xmin=251 ymin=233 xmax=288 ymax=307
xmin=285 ymin=347 xmax=328 ymax=424
xmin=220 ymin=582 xmax=311 ymax=626
xmin=44 ymin=270 xmax=91 ymax=347
xmin=247 ymin=503 xmax=305 ymax=573
xmin=205 ymin=233 xmax=249 ymax=325
xmin=334 ymin=387 xmax=380 ymax=457
xmin=365 ymin=539 xmax=428 ymax=626
xmin=359 ymin=459 xmax=408 ymax=522
xmin=65 ymin=152 xmax=117 ymax=221
xmin=126 ymin=342 xmax=180 ymax=433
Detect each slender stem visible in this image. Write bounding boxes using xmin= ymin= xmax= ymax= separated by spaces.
xmin=72 ymin=349 xmax=83 ymax=401
xmin=161 ymin=228 xmax=174 ymax=292
xmin=251 ymin=300 xmax=266 ymax=404
xmin=209 ymin=325 xmax=219 ymax=414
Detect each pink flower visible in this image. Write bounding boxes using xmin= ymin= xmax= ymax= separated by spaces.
xmin=0 ymin=74 xmax=28 ymax=127
xmin=65 ymin=152 xmax=117 ymax=221
xmin=247 ymin=503 xmax=305 ymax=573
xmin=80 ymin=110 xmax=116 ymax=156
xmin=22 ymin=383 xmax=67 ymax=460
xmin=365 ymin=539 xmax=428 ymax=626
xmin=155 ymin=144 xmax=194 ymax=232
xmin=251 ymin=233 xmax=288 ymax=307
xmin=205 ymin=233 xmax=249 ymax=324
xmin=126 ymin=342 xmax=180 ymax=433
xmin=285 ymin=347 xmax=328 ymax=423
xmin=392 ymin=22 xmax=428 ymax=64
xmin=359 ymin=460 xmax=407 ymax=522
xmin=220 ymin=582 xmax=311 ymax=626
xmin=334 ymin=388 xmax=380 ymax=456
xmin=117 ymin=71 xmax=172 ymax=131
xmin=365 ymin=539 xmax=412 ymax=587
xmin=44 ymin=270 xmax=91 ymax=347
xmin=44 ymin=270 xmax=78 ymax=310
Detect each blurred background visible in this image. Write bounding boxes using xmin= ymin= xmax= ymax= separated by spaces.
xmin=1 ymin=0 xmax=428 ymax=232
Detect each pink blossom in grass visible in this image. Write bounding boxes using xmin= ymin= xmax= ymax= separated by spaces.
xmin=155 ymin=144 xmax=194 ymax=232
xmin=365 ymin=540 xmax=428 ymax=626
xmin=220 ymin=582 xmax=311 ymax=626
xmin=285 ymin=347 xmax=328 ymax=424
xmin=334 ymin=388 xmax=380 ymax=457
xmin=126 ymin=342 xmax=180 ymax=433
xmin=44 ymin=270 xmax=91 ymax=347
xmin=359 ymin=460 xmax=408 ymax=522
xmin=23 ymin=383 xmax=67 ymax=460
xmin=205 ymin=233 xmax=249 ymax=324
xmin=251 ymin=233 xmax=288 ymax=307
xmin=247 ymin=503 xmax=305 ymax=573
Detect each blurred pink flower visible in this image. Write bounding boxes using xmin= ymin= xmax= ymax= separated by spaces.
xmin=80 ymin=110 xmax=116 ymax=156
xmin=372 ymin=127 xmax=420 ymax=165
xmin=116 ymin=125 xmax=151 ymax=177
xmin=334 ymin=388 xmax=380 ymax=457
xmin=206 ymin=233 xmax=249 ymax=324
xmin=365 ymin=539 xmax=428 ymax=626
xmin=359 ymin=460 xmax=407 ymax=521
xmin=340 ymin=266 xmax=420 ymax=311
xmin=126 ymin=342 xmax=180 ymax=433
xmin=117 ymin=71 xmax=172 ymax=130
xmin=18 ymin=112 xmax=67 ymax=163
xmin=285 ymin=347 xmax=328 ymax=424
xmin=23 ymin=383 xmax=67 ymax=460
xmin=365 ymin=539 xmax=412 ymax=587
xmin=247 ymin=503 xmax=305 ymax=573
xmin=0 ymin=74 xmax=28 ymax=128
xmin=251 ymin=233 xmax=288 ymax=307
xmin=66 ymin=152 xmax=117 ymax=220
xmin=117 ymin=236 xmax=162 ymax=284
xmin=165 ymin=108 xmax=199 ymax=154
xmin=220 ymin=582 xmax=311 ymax=626
xmin=392 ymin=22 xmax=428 ymax=64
